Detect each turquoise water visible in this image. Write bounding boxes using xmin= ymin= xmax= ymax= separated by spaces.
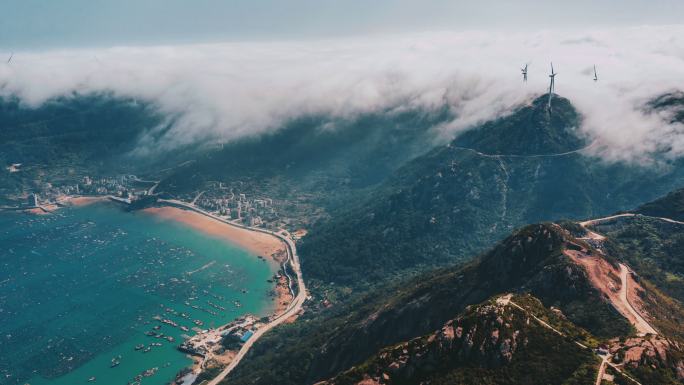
xmin=0 ymin=203 xmax=276 ymax=385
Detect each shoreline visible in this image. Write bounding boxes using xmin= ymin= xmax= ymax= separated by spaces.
xmin=15 ymin=196 xmax=295 ymax=316
xmin=141 ymin=205 xmax=299 ymax=382
xmin=11 ymin=195 xmax=301 ymax=383
xmin=66 ymin=195 xmax=111 ymax=207
xmin=141 ymin=205 xmax=295 ymax=315
xmin=142 ymin=206 xmax=285 ymax=264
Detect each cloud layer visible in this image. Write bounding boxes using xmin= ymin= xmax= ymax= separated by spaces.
xmin=1 ymin=26 xmax=684 ymax=162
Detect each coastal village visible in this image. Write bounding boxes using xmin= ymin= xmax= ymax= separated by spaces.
xmin=0 ymin=170 xmax=307 ymax=385
xmin=0 ymin=174 xmax=293 ymax=231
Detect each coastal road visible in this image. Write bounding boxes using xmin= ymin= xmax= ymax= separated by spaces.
xmin=157 ymin=199 xmax=307 ymax=385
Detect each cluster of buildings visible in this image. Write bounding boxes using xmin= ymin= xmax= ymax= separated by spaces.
xmin=23 ymin=175 xmax=152 ymax=208
xmin=196 ymin=193 xmax=278 ymax=227
xmin=178 ymin=315 xmax=262 ymax=359
xmin=77 ymin=175 xmax=151 ymax=200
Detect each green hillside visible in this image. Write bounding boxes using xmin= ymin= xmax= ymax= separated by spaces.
xmin=299 ymin=94 xmax=684 ymax=292
xmin=156 ymin=107 xmax=449 ymax=203
xmin=224 ymin=223 xmax=634 ymax=385
xmin=0 ymin=94 xmax=172 ymax=195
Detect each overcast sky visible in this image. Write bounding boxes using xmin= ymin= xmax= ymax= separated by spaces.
xmin=2 ymin=2 xmax=684 ymax=164
xmin=3 ymin=0 xmax=684 ymax=49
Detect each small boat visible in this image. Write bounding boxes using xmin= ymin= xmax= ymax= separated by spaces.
xmin=142 ymin=367 xmax=159 ymax=377
xmin=110 ymin=360 xmax=120 ymax=368
xmin=134 ymin=344 xmax=145 ymax=351
xmin=143 ymin=346 xmax=152 ymax=353
xmin=180 ymin=326 xmax=189 ymax=332
xmin=87 ymin=377 xmax=96 ymax=382
xmin=162 ymin=319 xmax=178 ymax=327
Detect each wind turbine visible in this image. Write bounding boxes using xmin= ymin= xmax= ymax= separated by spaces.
xmin=521 ymin=64 xmax=528 ymax=83
xmin=593 ymin=65 xmax=598 ymax=82
xmin=6 ymin=53 xmax=13 ymax=64
xmin=548 ymin=62 xmax=557 ymax=109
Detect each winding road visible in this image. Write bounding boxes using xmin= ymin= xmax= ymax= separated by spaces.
xmin=573 ymin=212 xmax=684 ymax=384
xmin=578 ymin=214 xmax=664 ymax=336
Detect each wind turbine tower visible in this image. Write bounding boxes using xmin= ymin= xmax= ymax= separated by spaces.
xmin=593 ymin=65 xmax=598 ymax=82
xmin=548 ymin=62 xmax=557 ymax=109
xmin=521 ymin=64 xmax=528 ymax=83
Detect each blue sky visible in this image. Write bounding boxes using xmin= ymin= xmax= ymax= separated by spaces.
xmin=2 ymin=0 xmax=684 ymax=49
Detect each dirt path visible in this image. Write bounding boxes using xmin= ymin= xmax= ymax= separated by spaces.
xmin=595 ymin=356 xmax=608 ymax=385
xmin=498 ymin=294 xmax=642 ymax=385
xmin=575 ymin=216 xmax=659 ymax=336
xmin=452 ymin=140 xmax=597 ymax=159
xmin=618 ymin=264 xmax=657 ymax=335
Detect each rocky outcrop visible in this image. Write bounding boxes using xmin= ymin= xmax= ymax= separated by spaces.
xmin=610 ymin=336 xmax=684 ymax=381
xmin=319 ymin=295 xmax=593 ymax=385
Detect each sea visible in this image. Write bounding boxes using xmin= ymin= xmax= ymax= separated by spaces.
xmin=0 ymin=202 xmax=276 ymax=385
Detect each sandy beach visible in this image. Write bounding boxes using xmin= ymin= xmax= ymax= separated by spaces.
xmin=143 ymin=206 xmax=286 ymax=264
xmin=144 ymin=205 xmax=296 ymax=345
xmin=66 ymin=196 xmax=110 ymax=206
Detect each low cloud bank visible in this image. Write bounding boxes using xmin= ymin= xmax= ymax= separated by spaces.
xmin=1 ymin=26 xmax=684 ymax=162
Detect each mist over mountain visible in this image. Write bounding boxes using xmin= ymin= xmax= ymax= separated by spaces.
xmin=2 ymin=26 xmax=684 ymax=163
xmin=5 ymin=3 xmax=684 ymax=385
xmin=298 ymin=94 xmax=684 ymax=290
xmin=0 ymin=94 xmax=202 ymax=203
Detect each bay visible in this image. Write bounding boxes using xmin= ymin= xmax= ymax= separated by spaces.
xmin=0 ymin=202 xmax=275 ymax=385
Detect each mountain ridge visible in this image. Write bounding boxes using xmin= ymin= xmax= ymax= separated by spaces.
xmin=299 ymin=94 xmax=684 ymax=292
